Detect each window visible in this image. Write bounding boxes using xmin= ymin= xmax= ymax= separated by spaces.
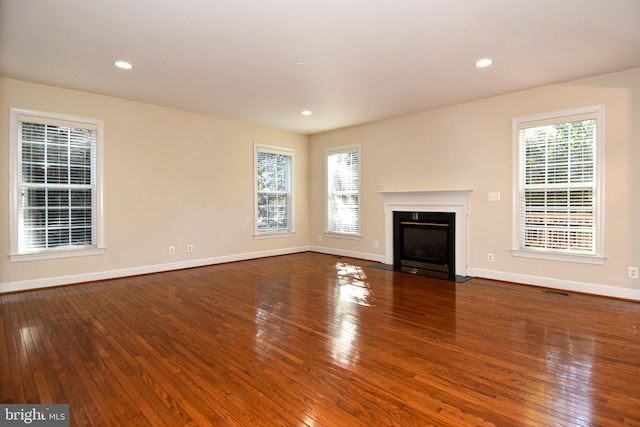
xmin=9 ymin=108 xmax=105 ymax=261
xmin=255 ymin=144 xmax=293 ymax=235
xmin=327 ymin=145 xmax=360 ymax=235
xmin=512 ymin=106 xmax=604 ymax=264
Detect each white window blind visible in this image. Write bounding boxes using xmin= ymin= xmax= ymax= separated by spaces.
xmin=327 ymin=145 xmax=360 ymax=234
xmin=514 ymin=107 xmax=603 ymax=260
xmin=255 ymin=145 xmax=292 ymax=234
xmin=10 ymin=108 xmax=104 ymax=260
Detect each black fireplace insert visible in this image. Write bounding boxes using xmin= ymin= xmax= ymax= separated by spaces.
xmin=393 ymin=211 xmax=455 ymax=281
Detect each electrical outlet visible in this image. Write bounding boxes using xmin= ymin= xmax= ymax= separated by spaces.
xmin=487 ymin=253 xmax=495 ymax=263
xmin=317 ymin=234 xmax=322 ymax=241
xmin=373 ymin=241 xmax=379 ymax=248
xmin=629 ymin=267 xmax=639 ymax=279
xmin=169 ymin=246 xmax=175 ymax=255
xmin=187 ymin=244 xmax=194 ymax=253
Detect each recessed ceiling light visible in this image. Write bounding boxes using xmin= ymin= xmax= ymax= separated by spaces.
xmin=301 ymin=110 xmax=312 ymax=116
xmin=114 ymin=61 xmax=133 ymax=70
xmin=475 ymin=58 xmax=493 ymax=68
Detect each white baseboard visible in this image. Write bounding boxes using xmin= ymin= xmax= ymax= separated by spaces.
xmin=467 ymin=267 xmax=640 ymax=301
xmin=4 ymin=249 xmax=637 ymax=302
xmin=309 ymin=246 xmax=386 ymax=263
xmin=0 ymin=246 xmax=311 ymax=294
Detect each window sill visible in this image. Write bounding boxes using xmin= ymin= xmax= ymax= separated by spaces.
xmin=511 ymin=249 xmax=605 ymax=265
xmin=254 ymin=231 xmax=296 ymax=240
xmin=10 ymin=247 xmax=106 ymax=262
xmin=325 ymin=232 xmax=362 ymax=241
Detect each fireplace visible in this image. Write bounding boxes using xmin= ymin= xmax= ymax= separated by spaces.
xmin=380 ymin=189 xmax=471 ymax=279
xmin=394 ymin=211 xmax=455 ymax=280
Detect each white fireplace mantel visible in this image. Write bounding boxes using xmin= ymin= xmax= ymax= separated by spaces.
xmin=379 ymin=189 xmax=472 ymax=277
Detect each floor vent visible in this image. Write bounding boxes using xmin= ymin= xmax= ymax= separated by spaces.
xmin=543 ymin=289 xmax=570 ymax=296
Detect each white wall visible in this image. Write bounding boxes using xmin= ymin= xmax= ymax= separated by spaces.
xmin=309 ymin=68 xmax=640 ymax=300
xmin=0 ymin=78 xmax=310 ymax=292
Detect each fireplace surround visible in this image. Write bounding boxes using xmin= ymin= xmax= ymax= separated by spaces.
xmin=380 ymin=190 xmax=471 ymax=278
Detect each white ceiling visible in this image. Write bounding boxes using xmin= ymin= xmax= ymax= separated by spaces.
xmin=2 ymin=0 xmax=640 ymax=135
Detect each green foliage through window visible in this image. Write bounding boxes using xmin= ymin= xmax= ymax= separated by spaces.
xmin=256 ymin=149 xmax=291 ymax=233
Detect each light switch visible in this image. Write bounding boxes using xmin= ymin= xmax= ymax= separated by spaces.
xmin=488 ymin=192 xmax=501 ymax=201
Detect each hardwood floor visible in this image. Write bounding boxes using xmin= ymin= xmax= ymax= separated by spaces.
xmin=2 ymin=252 xmax=639 ymax=426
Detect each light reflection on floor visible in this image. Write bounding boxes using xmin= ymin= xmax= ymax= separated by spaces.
xmin=330 ymin=262 xmax=375 ymax=368
xmin=252 ymin=261 xmax=377 ymax=369
xmin=541 ymin=334 xmax=594 ymax=425
xmin=20 ymin=325 xmax=40 ymax=354
xmin=335 ymin=262 xmax=374 ymax=307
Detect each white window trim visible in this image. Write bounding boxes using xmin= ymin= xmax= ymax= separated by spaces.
xmin=511 ymin=105 xmax=605 ymax=265
xmin=9 ymin=107 xmax=106 ymax=262
xmin=253 ymin=143 xmax=295 ymax=238
xmin=325 ymin=143 xmax=362 ymax=239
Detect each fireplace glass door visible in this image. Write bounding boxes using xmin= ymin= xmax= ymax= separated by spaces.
xmin=393 ymin=212 xmax=455 ymax=280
